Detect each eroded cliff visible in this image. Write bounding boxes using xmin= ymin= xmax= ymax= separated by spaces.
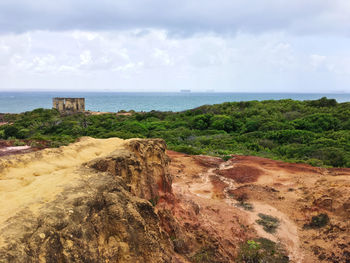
xmin=0 ymin=138 xmax=176 ymax=263
xmin=1 ymin=137 xmax=349 ymax=263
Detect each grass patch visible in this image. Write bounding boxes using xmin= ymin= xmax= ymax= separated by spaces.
xmin=256 ymin=213 xmax=280 ymax=233
xmin=237 ymin=201 xmax=254 ymax=211
xmin=221 ymin=155 xmax=232 ymax=161
xmin=237 ymin=238 xmax=289 ymax=263
xmin=190 ymin=247 xmax=216 ymax=263
xmin=304 ymin=213 xmax=329 ymax=229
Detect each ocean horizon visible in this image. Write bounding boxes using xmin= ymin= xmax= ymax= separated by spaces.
xmin=0 ymin=91 xmax=349 ymax=113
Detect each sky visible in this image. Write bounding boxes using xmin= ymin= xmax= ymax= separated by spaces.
xmin=0 ymin=0 xmax=350 ymax=92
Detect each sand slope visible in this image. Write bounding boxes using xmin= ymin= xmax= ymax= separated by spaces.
xmin=0 ymin=137 xmax=124 ymax=230
xmin=0 ymin=137 xmax=178 ymax=263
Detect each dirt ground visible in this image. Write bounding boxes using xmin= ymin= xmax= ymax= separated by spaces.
xmin=167 ymin=151 xmax=350 ymax=263
xmin=1 ymin=143 xmax=349 ymax=262
xmin=0 ymin=139 xmax=48 ymax=157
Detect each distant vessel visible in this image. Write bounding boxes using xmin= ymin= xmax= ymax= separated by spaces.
xmin=180 ymin=89 xmax=191 ymax=93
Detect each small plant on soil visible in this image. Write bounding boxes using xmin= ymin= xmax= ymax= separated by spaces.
xmin=13 ymin=139 xmax=26 ymax=146
xmin=256 ymin=213 xmax=280 ymax=233
xmin=237 ymin=201 xmax=254 ymax=211
xmin=221 ymin=155 xmax=232 ymax=161
xmin=303 ymin=213 xmax=329 ymax=229
xmin=149 ymin=196 xmax=159 ymax=207
xmin=237 ymin=238 xmax=289 ymax=263
xmin=236 ymin=193 xmax=249 ymax=202
xmin=190 ymin=247 xmax=216 ymax=263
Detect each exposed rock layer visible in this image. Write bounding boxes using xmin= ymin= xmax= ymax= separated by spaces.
xmin=0 ymin=138 xmax=175 ymax=263
xmin=2 ymin=138 xmax=349 ymax=262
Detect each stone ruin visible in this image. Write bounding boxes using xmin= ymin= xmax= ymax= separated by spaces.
xmin=52 ymin=98 xmax=85 ymax=114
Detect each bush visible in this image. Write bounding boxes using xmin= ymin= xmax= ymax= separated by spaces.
xmin=0 ymin=130 xmax=5 ymax=139
xmin=256 ymin=213 xmax=280 ymax=233
xmin=210 ymin=115 xmax=238 ymax=132
xmin=1 ymin=97 xmax=349 ymax=168
xmin=237 ymin=238 xmax=289 ymax=263
xmin=307 ymin=97 xmax=337 ymax=107
xmin=237 ymin=202 xmax=254 ymax=211
xmin=4 ymin=125 xmax=19 ymax=139
xmin=293 ymin=114 xmax=340 ymax=132
xmin=190 ymin=114 xmax=212 ymax=130
xmin=304 ymin=213 xmax=329 ymax=229
xmin=306 ymin=158 xmax=324 ymax=167
xmin=312 ymin=147 xmax=347 ymax=167
xmin=13 ymin=139 xmax=26 ymax=146
xmin=122 ymin=121 xmax=148 ymax=134
xmin=171 ymin=145 xmax=202 ymax=155
xmin=191 ymin=247 xmax=216 ymax=263
xmin=17 ymin=128 xmax=31 ymax=139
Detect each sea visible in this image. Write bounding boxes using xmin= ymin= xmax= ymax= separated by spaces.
xmin=0 ymin=92 xmax=350 ymax=113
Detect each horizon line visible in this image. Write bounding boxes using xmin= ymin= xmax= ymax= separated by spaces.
xmin=0 ymin=91 xmax=349 ymax=94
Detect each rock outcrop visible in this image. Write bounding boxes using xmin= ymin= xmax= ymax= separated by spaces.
xmin=0 ymin=138 xmax=175 ymax=263
xmin=3 ymin=137 xmax=348 ymax=262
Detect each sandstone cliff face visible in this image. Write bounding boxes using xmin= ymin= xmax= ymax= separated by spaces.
xmin=88 ymin=139 xmax=172 ymax=201
xmin=0 ymin=138 xmax=176 ymax=263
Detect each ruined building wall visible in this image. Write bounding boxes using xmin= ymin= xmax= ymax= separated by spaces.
xmin=52 ymin=98 xmax=85 ymax=113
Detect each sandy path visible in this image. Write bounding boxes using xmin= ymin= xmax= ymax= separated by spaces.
xmin=244 ymin=202 xmax=303 ymax=263
xmin=182 ymin=159 xmax=304 ymax=262
xmin=0 ymin=137 xmax=124 ymax=226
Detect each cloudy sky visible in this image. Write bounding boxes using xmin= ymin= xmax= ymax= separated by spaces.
xmin=1 ymin=0 xmax=350 ymax=92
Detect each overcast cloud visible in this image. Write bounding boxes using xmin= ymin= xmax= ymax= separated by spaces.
xmin=0 ymin=0 xmax=350 ymax=92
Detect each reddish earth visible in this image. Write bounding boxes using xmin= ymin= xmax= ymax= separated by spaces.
xmin=158 ymin=151 xmax=256 ymax=262
xmin=215 ymin=164 xmax=263 ymax=183
xmin=163 ymin=151 xmax=350 ymax=263
xmin=1 ymin=145 xmax=349 ymax=262
xmin=0 ymin=139 xmax=48 ymax=157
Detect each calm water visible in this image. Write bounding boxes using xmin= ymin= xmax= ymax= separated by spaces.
xmin=0 ymin=92 xmax=349 ymax=113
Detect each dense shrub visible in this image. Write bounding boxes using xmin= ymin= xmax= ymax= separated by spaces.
xmin=293 ymin=113 xmax=340 ymax=132
xmin=3 ymin=125 xmax=20 ymax=139
xmin=304 ymin=213 xmax=329 ymax=229
xmin=190 ymin=114 xmax=212 ymax=130
xmin=2 ymin=98 xmax=349 ymax=168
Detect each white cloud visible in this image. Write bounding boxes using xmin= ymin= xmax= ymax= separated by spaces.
xmin=310 ymin=54 xmax=326 ymax=69
xmin=0 ymin=0 xmax=349 ymax=37
xmin=0 ymin=29 xmax=350 ymax=92
xmin=80 ymin=50 xmax=92 ymax=65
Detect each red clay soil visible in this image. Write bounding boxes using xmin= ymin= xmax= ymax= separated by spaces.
xmin=165 ymin=150 xmax=350 ymax=262
xmin=193 ymin=155 xmax=224 ymax=168
xmin=162 ymin=150 xmax=255 ymax=262
xmin=231 ymin=155 xmax=320 ymax=174
xmin=209 ymin=174 xmax=228 ymax=199
xmin=0 ymin=139 xmax=48 ymax=157
xmin=216 ymin=164 xmax=263 ymax=183
xmin=0 ymin=141 xmax=12 ymax=147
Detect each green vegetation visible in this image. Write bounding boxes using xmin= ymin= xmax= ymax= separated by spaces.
xmin=304 ymin=213 xmax=329 ymax=229
xmin=149 ymin=196 xmax=159 ymax=207
xmin=190 ymin=247 xmax=216 ymax=263
xmin=256 ymin=213 xmax=280 ymax=233
xmin=237 ymin=238 xmax=289 ymax=263
xmin=237 ymin=201 xmax=254 ymax=211
xmin=1 ymin=97 xmax=349 ymax=167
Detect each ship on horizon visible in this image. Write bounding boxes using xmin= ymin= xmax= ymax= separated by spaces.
xmin=180 ymin=89 xmax=191 ymax=93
